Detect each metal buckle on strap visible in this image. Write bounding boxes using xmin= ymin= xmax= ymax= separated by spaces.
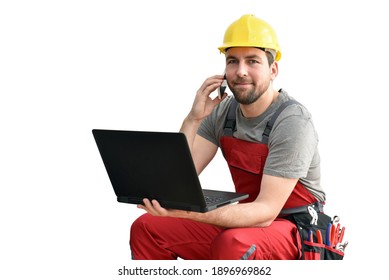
xmin=223 ymin=119 xmax=236 ymax=136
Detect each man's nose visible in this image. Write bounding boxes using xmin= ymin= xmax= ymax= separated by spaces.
xmin=236 ymin=63 xmax=248 ymax=77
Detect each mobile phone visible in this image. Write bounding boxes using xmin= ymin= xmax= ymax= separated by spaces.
xmin=218 ymin=73 xmax=227 ymax=99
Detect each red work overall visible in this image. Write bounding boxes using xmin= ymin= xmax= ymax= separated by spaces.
xmin=130 ymin=134 xmax=318 ymax=260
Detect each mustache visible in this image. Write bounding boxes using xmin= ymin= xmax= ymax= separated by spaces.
xmin=231 ymin=78 xmax=252 ymax=84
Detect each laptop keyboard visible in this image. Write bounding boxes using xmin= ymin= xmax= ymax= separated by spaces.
xmin=204 ymin=195 xmax=223 ymax=205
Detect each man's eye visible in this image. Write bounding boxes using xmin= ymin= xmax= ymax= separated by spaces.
xmin=248 ymin=60 xmax=259 ymax=64
xmin=227 ymin=60 xmax=237 ymax=64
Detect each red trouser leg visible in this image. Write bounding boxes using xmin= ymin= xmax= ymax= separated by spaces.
xmin=210 ymin=218 xmax=300 ymax=260
xmin=130 ymin=213 xmax=223 ymax=260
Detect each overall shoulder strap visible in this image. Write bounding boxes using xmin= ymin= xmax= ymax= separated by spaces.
xmin=222 ymin=98 xmax=238 ymax=136
xmin=222 ymin=95 xmax=301 ymax=141
xmin=261 ymin=99 xmax=301 ymax=144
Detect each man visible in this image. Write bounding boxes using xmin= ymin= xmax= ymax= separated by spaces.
xmin=130 ymin=14 xmax=325 ymax=260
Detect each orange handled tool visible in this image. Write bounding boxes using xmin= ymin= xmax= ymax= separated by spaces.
xmin=338 ymin=227 xmax=345 ymax=243
xmin=316 ymin=229 xmax=323 ymax=244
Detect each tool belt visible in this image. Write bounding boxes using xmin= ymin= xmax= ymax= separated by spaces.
xmin=283 ymin=203 xmax=346 ymax=260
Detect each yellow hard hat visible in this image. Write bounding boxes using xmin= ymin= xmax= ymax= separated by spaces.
xmin=218 ymin=14 xmax=281 ymax=61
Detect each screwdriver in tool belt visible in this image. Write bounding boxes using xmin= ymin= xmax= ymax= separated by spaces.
xmin=333 ymin=223 xmax=341 ymax=246
xmin=338 ymin=226 xmax=345 ymax=243
xmin=326 ymin=223 xmax=332 ymax=246
xmin=316 ymin=229 xmax=323 ymax=244
xmin=309 ymin=230 xmax=313 ymax=242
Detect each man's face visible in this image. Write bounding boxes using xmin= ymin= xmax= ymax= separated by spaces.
xmin=225 ymin=47 xmax=274 ymax=105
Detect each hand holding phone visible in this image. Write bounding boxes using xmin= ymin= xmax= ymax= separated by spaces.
xmin=218 ymin=73 xmax=227 ymax=99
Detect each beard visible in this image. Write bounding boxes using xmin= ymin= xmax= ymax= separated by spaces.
xmin=229 ymin=78 xmax=271 ymax=105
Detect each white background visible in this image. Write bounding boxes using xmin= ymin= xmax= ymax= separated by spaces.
xmin=1 ymin=0 xmax=387 ymax=279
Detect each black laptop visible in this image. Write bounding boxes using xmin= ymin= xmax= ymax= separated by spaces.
xmin=92 ymin=129 xmax=248 ymax=212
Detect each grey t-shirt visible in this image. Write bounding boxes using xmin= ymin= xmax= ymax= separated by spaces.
xmin=197 ymin=89 xmax=325 ymax=202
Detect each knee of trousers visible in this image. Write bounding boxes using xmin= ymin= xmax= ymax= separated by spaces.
xmin=130 ymin=214 xmax=155 ymax=247
xmin=210 ymin=229 xmax=257 ymax=260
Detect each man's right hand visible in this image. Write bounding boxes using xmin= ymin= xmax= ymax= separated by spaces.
xmin=187 ymin=75 xmax=227 ymax=123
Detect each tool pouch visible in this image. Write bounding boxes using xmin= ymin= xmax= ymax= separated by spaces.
xmin=287 ymin=212 xmax=344 ymax=260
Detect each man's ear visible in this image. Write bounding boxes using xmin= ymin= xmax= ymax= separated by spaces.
xmin=270 ymin=61 xmax=279 ymax=81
